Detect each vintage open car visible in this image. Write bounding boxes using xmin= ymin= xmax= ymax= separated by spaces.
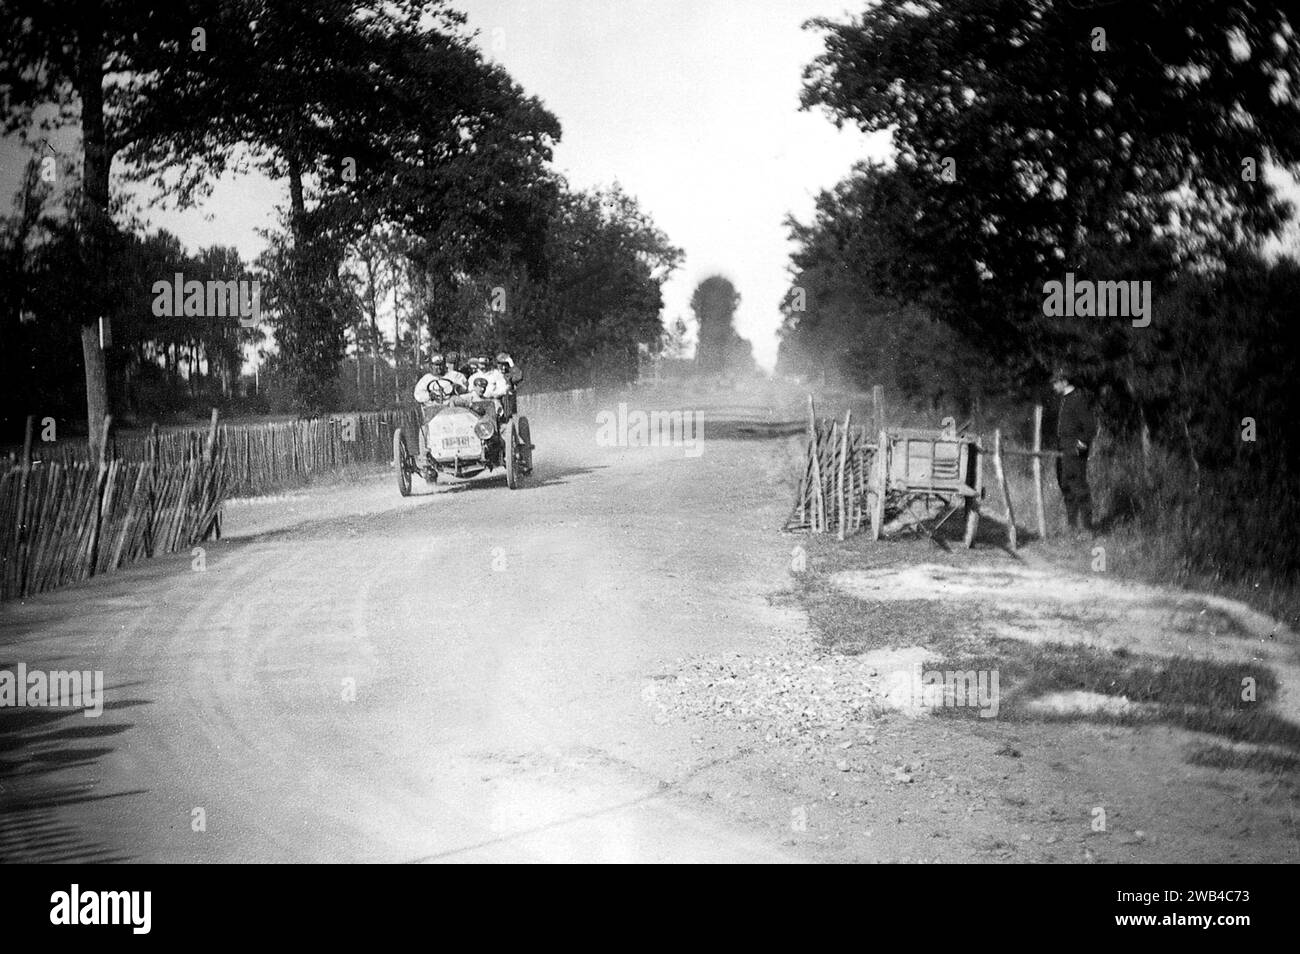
xmin=393 ymin=387 xmax=533 ymax=494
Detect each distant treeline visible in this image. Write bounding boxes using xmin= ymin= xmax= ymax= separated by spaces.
xmin=0 ymin=1 xmax=681 ymax=447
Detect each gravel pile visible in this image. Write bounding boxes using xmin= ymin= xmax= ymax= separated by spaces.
xmin=645 ymin=649 xmax=897 ymax=745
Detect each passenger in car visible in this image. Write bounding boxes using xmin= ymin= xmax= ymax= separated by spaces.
xmin=450 ymin=375 xmax=493 ymax=413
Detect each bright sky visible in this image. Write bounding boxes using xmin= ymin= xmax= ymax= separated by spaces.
xmin=1 ymin=0 xmax=884 ymax=371
xmin=455 ymin=0 xmax=886 ymax=368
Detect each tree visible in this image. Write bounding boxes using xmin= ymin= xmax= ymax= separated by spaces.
xmin=117 ymin=0 xmax=561 ymax=412
xmin=692 ymin=275 xmax=754 ymax=377
xmin=662 ymin=315 xmax=690 ymax=359
xmin=254 ymin=217 xmax=352 ymax=413
xmin=1 ymin=0 xmax=198 ymax=455
xmin=802 ymin=0 xmax=1300 ymax=395
xmin=405 ymin=182 xmax=681 ymax=389
xmin=777 ymin=162 xmax=994 ymax=410
xmin=342 ymin=231 xmax=397 ymax=409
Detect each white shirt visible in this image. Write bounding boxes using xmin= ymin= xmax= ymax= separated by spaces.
xmin=414 ymin=373 xmax=459 ymax=403
xmin=469 ymin=368 xmax=510 ymax=398
xmin=413 ymin=373 xmax=437 ymax=403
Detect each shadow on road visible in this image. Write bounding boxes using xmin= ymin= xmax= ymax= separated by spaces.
xmin=424 ymin=463 xmax=607 ymax=494
xmin=0 ymin=691 xmax=150 ymax=863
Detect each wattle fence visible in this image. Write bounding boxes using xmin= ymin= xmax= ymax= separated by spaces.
xmin=0 ymin=388 xmax=595 ymax=601
xmin=11 ymin=388 xmax=595 ymax=498
xmin=1 ymin=421 xmax=227 ymax=602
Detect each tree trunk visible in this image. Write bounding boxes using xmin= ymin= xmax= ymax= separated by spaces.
xmin=76 ymin=16 xmax=113 ymax=463
xmin=1139 ymin=405 xmax=1154 ymax=484
xmin=371 ymin=320 xmax=379 ymax=408
xmin=287 ymin=146 xmax=307 ymax=240
xmin=1181 ymin=411 xmax=1201 ymax=492
xmin=393 ymin=279 xmax=401 ymax=405
xmin=81 ymin=325 xmax=109 ymax=461
xmin=365 ymin=252 xmax=380 ymax=408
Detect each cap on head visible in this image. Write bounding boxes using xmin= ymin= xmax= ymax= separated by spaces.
xmin=1050 ymin=367 xmax=1069 ymax=384
xmin=495 ymin=352 xmax=511 ymax=365
xmin=430 ymin=352 xmax=445 ymax=367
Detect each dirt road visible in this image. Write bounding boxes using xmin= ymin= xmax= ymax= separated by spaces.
xmin=2 ymin=391 xmax=1297 ymax=862
xmin=1 ymin=401 xmax=812 ymax=862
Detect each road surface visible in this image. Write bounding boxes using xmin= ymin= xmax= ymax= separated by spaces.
xmin=1 ymin=399 xmax=808 ymax=862
xmin=3 ymin=390 xmax=1297 ymax=863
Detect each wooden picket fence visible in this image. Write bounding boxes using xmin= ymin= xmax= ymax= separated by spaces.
xmin=784 ymin=392 xmax=1059 ymax=549
xmin=15 ymin=387 xmax=597 ymax=500
xmin=0 ymin=388 xmax=596 ymax=601
xmin=216 ymin=411 xmax=419 ymax=496
xmin=784 ymin=389 xmax=888 ymax=537
xmin=1 ymin=417 xmax=227 ymax=602
xmin=784 ymin=408 xmax=877 ymax=536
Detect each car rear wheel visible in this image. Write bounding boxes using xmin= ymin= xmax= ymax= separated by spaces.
xmin=394 ymin=428 xmax=412 ymax=497
xmin=505 ymin=420 xmax=520 ymax=489
xmin=516 ymin=416 xmax=533 ymax=474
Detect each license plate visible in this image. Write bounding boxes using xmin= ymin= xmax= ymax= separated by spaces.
xmin=441 ymin=436 xmax=473 ymax=450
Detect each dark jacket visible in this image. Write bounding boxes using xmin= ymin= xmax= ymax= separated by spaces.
xmin=1057 ymin=388 xmax=1096 ymax=452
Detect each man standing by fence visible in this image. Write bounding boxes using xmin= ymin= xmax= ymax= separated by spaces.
xmin=1052 ymin=368 xmax=1096 ymax=537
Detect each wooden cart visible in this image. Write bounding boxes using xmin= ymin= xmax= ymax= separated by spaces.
xmin=867 ymin=427 xmax=983 ymax=546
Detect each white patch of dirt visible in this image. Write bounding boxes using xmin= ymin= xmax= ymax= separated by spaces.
xmin=828 ymin=561 xmax=1300 ymax=720
xmin=1025 ymin=690 xmax=1146 ymax=717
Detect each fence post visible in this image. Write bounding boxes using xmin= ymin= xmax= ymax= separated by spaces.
xmin=145 ymin=423 xmax=159 ymax=557
xmin=872 ymin=385 xmax=886 ymax=434
xmin=993 ymin=428 xmax=1017 ymax=551
xmin=15 ymin=415 xmax=34 ymax=597
xmin=837 ymin=409 xmax=851 ymax=541
xmin=203 ymin=409 xmax=222 ymax=541
xmin=807 ymin=395 xmax=824 ymax=532
xmin=1032 ymin=404 xmax=1047 ymax=540
xmin=964 ymin=440 xmax=984 ymax=548
xmin=204 ymin=408 xmax=220 ymax=465
xmin=87 ymin=413 xmax=112 ymax=577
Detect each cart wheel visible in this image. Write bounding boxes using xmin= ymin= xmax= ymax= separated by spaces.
xmin=394 ymin=428 xmax=412 ymax=497
xmin=516 ymin=416 xmax=533 ymax=474
xmin=963 ymin=499 xmax=979 ymax=548
xmin=505 ymin=420 xmax=519 ymax=490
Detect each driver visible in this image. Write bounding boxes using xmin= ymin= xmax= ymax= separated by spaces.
xmin=413 ymin=353 xmax=460 ymax=405
xmin=439 ymin=352 xmax=468 ymax=392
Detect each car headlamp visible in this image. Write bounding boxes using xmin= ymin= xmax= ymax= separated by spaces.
xmin=474 ymin=420 xmax=494 ymax=439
